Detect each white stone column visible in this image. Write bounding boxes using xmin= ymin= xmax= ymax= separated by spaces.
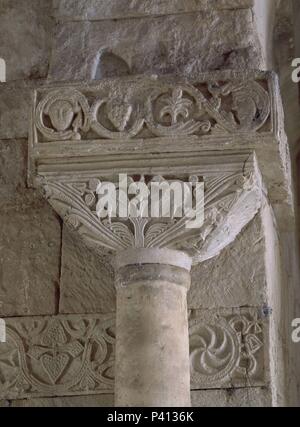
xmin=114 ymin=248 xmax=192 ymax=407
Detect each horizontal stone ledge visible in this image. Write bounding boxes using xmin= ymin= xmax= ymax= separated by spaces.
xmin=53 ymin=0 xmax=254 ymax=22
xmin=0 ymin=308 xmax=266 ymax=399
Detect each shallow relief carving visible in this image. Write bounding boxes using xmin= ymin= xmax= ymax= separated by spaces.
xmin=29 ymin=72 xmax=292 ymax=218
xmin=32 ymin=76 xmax=271 ymax=143
xmin=0 ymin=314 xmax=115 ymax=399
xmin=41 ymin=167 xmax=262 ymax=264
xmin=0 ymin=309 xmax=265 ymax=399
xmin=189 ymin=308 xmax=266 ymax=389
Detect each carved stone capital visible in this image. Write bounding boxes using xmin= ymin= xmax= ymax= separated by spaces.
xmin=38 ymin=159 xmax=261 ymax=266
xmin=28 ymin=71 xmax=288 ymax=265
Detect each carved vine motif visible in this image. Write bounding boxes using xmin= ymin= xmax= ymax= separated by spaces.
xmin=41 ymin=170 xmax=261 ymax=264
xmin=0 ymin=315 xmax=115 ymax=398
xmin=189 ymin=310 xmax=264 ymax=388
xmin=33 ymin=78 xmax=270 ymax=142
xmin=0 ymin=310 xmax=265 ymax=399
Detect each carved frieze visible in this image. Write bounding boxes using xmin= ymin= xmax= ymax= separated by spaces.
xmin=28 ymin=72 xmax=291 ymax=218
xmin=0 ymin=309 xmax=266 ymax=399
xmin=32 ymin=75 xmax=271 ymax=144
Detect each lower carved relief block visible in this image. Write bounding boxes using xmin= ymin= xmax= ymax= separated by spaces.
xmin=0 ymin=314 xmax=115 ymax=399
xmin=189 ymin=308 xmax=266 ymax=389
xmin=0 ymin=309 xmax=266 ymax=399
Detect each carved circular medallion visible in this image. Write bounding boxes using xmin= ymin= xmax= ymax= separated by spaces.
xmin=189 ymin=318 xmax=240 ymax=387
xmin=35 ymin=89 xmax=90 ymax=141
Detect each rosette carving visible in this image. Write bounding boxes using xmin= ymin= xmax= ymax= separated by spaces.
xmin=189 ymin=310 xmax=265 ymax=388
xmin=189 ymin=322 xmax=240 ymax=387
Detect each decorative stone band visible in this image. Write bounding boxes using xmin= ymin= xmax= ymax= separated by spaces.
xmin=115 ymin=264 xmax=192 ymax=290
xmin=31 ymin=74 xmax=271 ymax=145
xmin=29 ymin=72 xmax=291 ymax=214
xmin=115 ymin=248 xmax=192 ymax=271
xmin=0 ymin=309 xmax=266 ymax=400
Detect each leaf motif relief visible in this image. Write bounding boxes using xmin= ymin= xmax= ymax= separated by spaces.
xmin=41 ymin=353 xmax=70 ymax=384
xmin=159 ymin=88 xmax=193 ymax=125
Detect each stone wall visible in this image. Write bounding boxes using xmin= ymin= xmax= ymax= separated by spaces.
xmin=0 ymin=0 xmax=299 ymax=407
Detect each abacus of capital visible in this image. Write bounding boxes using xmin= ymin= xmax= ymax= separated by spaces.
xmin=27 ymin=71 xmax=291 ymax=406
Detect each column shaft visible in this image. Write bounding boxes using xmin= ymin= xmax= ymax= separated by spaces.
xmin=114 ymin=249 xmax=191 ymax=407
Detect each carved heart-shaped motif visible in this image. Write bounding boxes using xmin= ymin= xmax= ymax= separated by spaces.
xmin=106 ymin=101 xmax=132 ymax=131
xmin=41 ymin=353 xmax=69 ymax=384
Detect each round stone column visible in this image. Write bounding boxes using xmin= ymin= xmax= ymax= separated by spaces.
xmin=114 ymin=248 xmax=192 ymax=407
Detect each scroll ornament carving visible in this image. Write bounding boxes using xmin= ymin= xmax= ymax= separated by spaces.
xmin=0 ymin=310 xmax=265 ymax=399
xmin=41 ymin=168 xmax=262 ymax=264
xmin=33 ymin=78 xmax=270 ymax=142
xmin=0 ymin=315 xmax=115 ymax=398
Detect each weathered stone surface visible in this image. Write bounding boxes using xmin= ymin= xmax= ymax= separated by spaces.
xmin=0 ymin=206 xmax=61 ymax=316
xmin=49 ymin=10 xmax=261 ymax=80
xmin=0 ymin=137 xmax=47 ymax=211
xmin=253 ymin=0 xmax=276 ymax=69
xmin=189 ymin=215 xmax=266 ymax=309
xmin=191 ymin=388 xmax=271 ymax=407
xmin=0 ymin=1 xmax=53 ymax=81
xmin=53 ymin=0 xmax=254 ymax=21
xmin=11 ymin=394 xmax=114 ymax=407
xmin=0 ymin=139 xmax=27 ymax=189
xmin=0 ymin=82 xmax=33 ymax=140
xmin=59 ymin=227 xmax=115 ymax=315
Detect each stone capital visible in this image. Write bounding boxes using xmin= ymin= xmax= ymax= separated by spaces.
xmin=28 ymin=71 xmax=289 ymax=266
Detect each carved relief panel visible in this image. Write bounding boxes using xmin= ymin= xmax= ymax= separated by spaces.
xmin=0 ymin=309 xmax=266 ymax=399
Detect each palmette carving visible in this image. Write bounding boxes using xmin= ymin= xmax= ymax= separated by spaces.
xmin=33 ymin=77 xmax=270 ymax=142
xmin=0 ymin=309 xmax=265 ymax=398
xmin=40 ymin=166 xmax=261 ymax=264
